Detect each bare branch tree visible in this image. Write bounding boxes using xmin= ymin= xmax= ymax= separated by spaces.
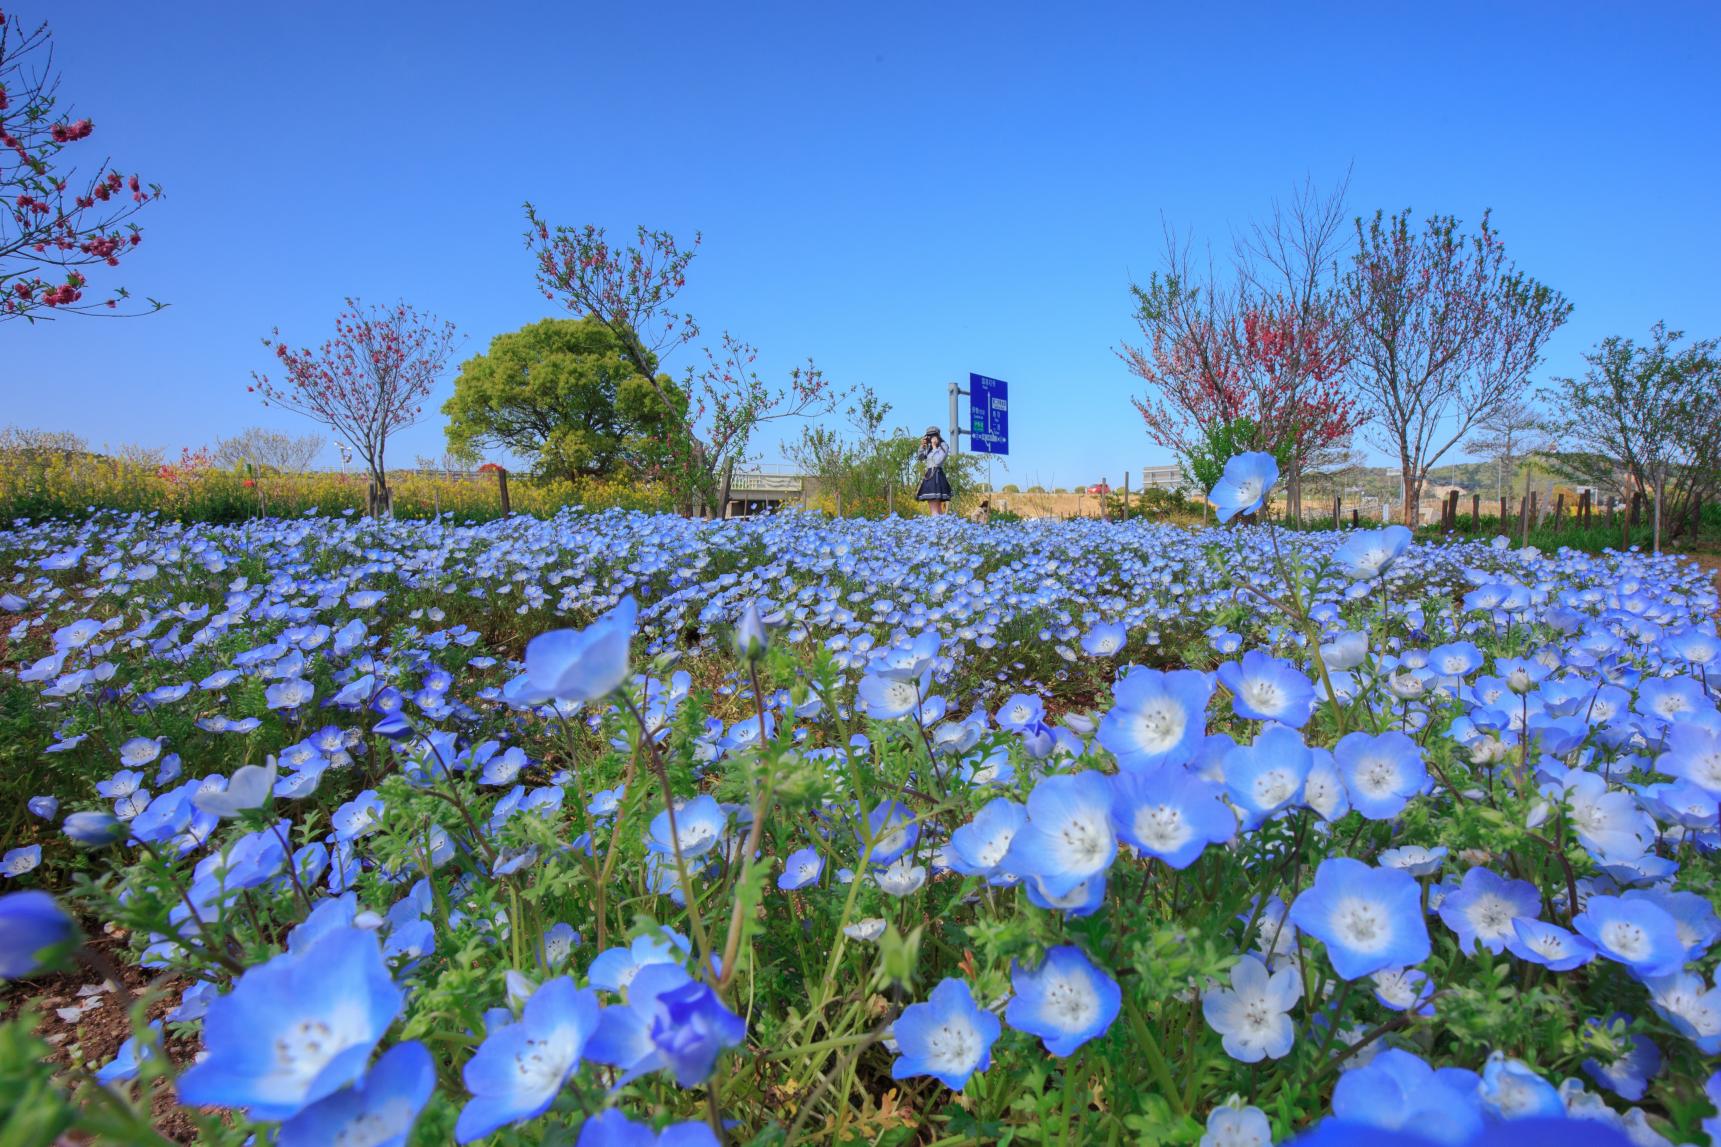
xmin=213 ymin=427 xmax=325 ymax=473
xmin=1464 ymin=399 xmax=1547 ymax=502
xmin=1340 ymin=209 xmax=1571 ymax=526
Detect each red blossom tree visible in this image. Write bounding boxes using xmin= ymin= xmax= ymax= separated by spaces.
xmin=250 ymin=299 xmax=460 ymax=514
xmin=1122 ymin=178 xmax=1360 ymax=518
xmin=0 ymin=9 xmax=162 ymax=321
xmin=524 ymin=204 xmax=842 ymax=516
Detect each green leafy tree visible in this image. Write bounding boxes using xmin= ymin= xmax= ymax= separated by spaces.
xmin=442 ymin=317 xmax=686 ymax=483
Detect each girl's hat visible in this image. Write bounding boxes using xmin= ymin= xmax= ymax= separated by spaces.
xmin=924 ymin=426 xmax=942 ymax=437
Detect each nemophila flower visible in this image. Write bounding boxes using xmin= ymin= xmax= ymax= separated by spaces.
xmin=861 ymin=800 xmax=920 ymax=867
xmin=266 ymin=677 xmax=315 ymax=710
xmin=1332 ymin=525 xmax=1412 ymax=581
xmin=524 ymin=596 xmax=637 ymax=702
xmin=575 ymin=1108 xmax=720 ymax=1147
xmin=1438 ymin=867 xmax=1540 ymax=955
xmin=1622 ymin=888 xmax=1720 ymax=959
xmin=63 ymin=810 xmax=125 ymax=848
xmin=647 ymin=796 xmax=727 ymax=862
xmin=1657 ymin=722 xmax=1721 ymax=795
xmin=856 ymin=670 xmax=926 ymax=720
xmin=1376 ymin=845 xmax=1446 ymax=877
xmin=1222 ymin=723 xmax=1313 ymax=827
xmin=1302 ymin=750 xmax=1350 ymax=822
xmin=778 ymin=847 xmax=824 ymax=890
xmin=1370 ymin=968 xmax=1434 ymax=1015
xmin=1478 ymin=1051 xmax=1563 ymax=1119
xmin=1644 ymin=971 xmax=1721 ymax=1054
xmin=586 ymin=963 xmax=745 ymax=1087
xmin=1199 ymin=1102 xmax=1272 ymax=1147
xmin=946 ymin=798 xmax=1024 ymax=883
xmin=1580 ymin=1017 xmax=1661 ymax=1101
xmin=1209 ymin=451 xmax=1278 ymax=524
xmin=1288 ymin=858 xmax=1429 ymax=981
xmin=995 ymin=692 xmax=1045 ymax=732
xmin=1327 ymin=1047 xmax=1484 ymax=1145
xmin=2 ymin=846 xmax=41 ymax=878
xmin=1108 ymin=768 xmax=1236 ymax=869
xmin=332 ymin=790 xmax=386 ymax=842
xmin=1507 ymin=918 xmax=1597 ymax=971
xmin=455 ymin=977 xmax=601 ymax=1143
xmin=1097 ymin=667 xmax=1212 ymax=772
xmin=1001 ymin=772 xmax=1116 ymax=897
xmin=1334 ymin=731 xmax=1427 ymax=820
xmin=0 ymin=891 xmax=77 ymax=979
xmin=193 ymin=760 xmax=278 ymax=818
xmin=733 ymin=600 xmax=768 ymax=662
xmin=177 ymin=926 xmax=402 ymax=1121
xmin=1217 ymin=650 xmax=1315 ymax=727
xmin=1571 ymin=896 xmax=1686 ymax=979
xmin=27 ymin=796 xmax=58 ymax=821
xmin=278 ymin=1039 xmax=434 ymax=1147
xmin=118 ymin=737 xmax=161 ymax=768
xmin=889 ymin=977 xmax=1000 ymax=1091
xmin=97 ymin=1020 xmax=160 ymax=1085
xmin=1081 ymin=621 xmax=1126 ymax=657
xmin=1005 ymin=945 xmax=1121 ymax=1056
xmin=1202 ymin=954 xmax=1298 ymax=1062
xmin=587 ymin=931 xmax=691 ymax=994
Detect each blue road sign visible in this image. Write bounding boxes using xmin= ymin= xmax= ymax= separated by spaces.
xmin=969 ymin=373 xmax=1009 ymax=455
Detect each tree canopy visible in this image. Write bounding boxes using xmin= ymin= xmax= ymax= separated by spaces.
xmin=442 ymin=317 xmax=686 ymax=483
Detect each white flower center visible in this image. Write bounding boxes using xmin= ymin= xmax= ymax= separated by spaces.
xmin=1333 ymin=896 xmax=1390 ymax=951
xmin=1132 ymin=701 xmax=1185 ymax=750
xmin=925 ymin=1018 xmax=981 ymax=1071
xmin=1133 ymin=804 xmax=1191 ymax=852
xmin=1041 ymin=971 xmax=1100 ymax=1030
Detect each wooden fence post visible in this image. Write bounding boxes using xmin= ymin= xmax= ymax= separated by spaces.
xmin=1471 ymin=494 xmax=1480 ymax=532
xmin=496 ymin=467 xmax=512 ymax=516
xmin=1518 ymin=495 xmax=1530 ymax=547
xmin=1498 ymin=496 xmax=1507 ymax=529
xmin=1350 ymin=508 xmax=1359 ymax=529
xmin=1553 ymin=492 xmax=1564 ymax=533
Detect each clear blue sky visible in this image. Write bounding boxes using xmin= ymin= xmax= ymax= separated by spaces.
xmin=6 ymin=1 xmax=1719 ymax=488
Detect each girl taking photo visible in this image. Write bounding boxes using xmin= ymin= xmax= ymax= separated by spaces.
xmin=916 ymin=427 xmax=951 ymax=515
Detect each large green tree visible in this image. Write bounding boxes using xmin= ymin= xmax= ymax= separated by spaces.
xmin=443 ymin=317 xmax=685 ymax=482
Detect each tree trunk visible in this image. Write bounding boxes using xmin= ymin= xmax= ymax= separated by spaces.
xmin=717 ymin=461 xmax=735 ymax=521
xmin=1653 ymin=470 xmax=1665 ymax=554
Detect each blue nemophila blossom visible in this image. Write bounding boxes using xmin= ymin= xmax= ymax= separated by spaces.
xmin=861 ymin=800 xmax=920 ymax=867
xmin=63 ymin=810 xmax=125 ymax=848
xmin=455 ymin=977 xmax=601 ymax=1143
xmin=1332 ymin=525 xmax=1412 ymax=581
xmin=1097 ymin=667 xmax=1212 ymax=771
xmin=1108 ymin=768 xmax=1236 ymax=869
xmin=1080 ymin=620 xmax=1126 ymax=658
xmin=1622 ymin=888 xmax=1720 ymax=960
xmin=332 ymin=790 xmax=386 ymax=842
xmin=856 ymin=671 xmax=927 ymax=720
xmin=96 ymin=1020 xmax=160 ymax=1085
xmin=587 ymin=931 xmax=690 ymax=994
xmin=1217 ymin=650 xmax=1315 ymax=728
xmin=1377 ymin=845 xmax=1446 ymax=877
xmin=524 ymin=596 xmax=637 ymax=703
xmin=1326 ymin=1048 xmax=1483 ymax=1145
xmin=0 ymin=891 xmax=76 ymax=979
xmin=1507 ymin=918 xmax=1597 ymax=972
xmin=1477 ymin=1051 xmax=1563 ymax=1120
xmin=177 ymin=925 xmax=402 ymax=1120
xmin=1001 ymin=772 xmax=1116 ymax=897
xmin=1200 ymin=1103 xmax=1271 ymax=1147
xmin=1579 ymin=1016 xmax=1661 ymax=1101
xmin=27 ymin=796 xmax=58 ymax=820
xmin=586 ymin=963 xmax=745 ymax=1087
xmin=1288 ymin=858 xmax=1430 ymax=981
xmin=1004 ymin=946 xmax=1120 ymax=1056
xmin=995 ymin=691 xmax=1045 ymax=732
xmin=1209 ymin=451 xmax=1278 ymax=524
xmin=1202 ymin=953 xmax=1297 ymax=1062
xmin=575 ymin=1108 xmax=721 ymax=1147
xmin=1370 ymin=967 xmax=1434 ymax=1015
xmin=1222 ymin=723 xmax=1313 ymax=827
xmin=1438 ymin=867 xmax=1540 ymax=955
xmin=946 ymin=798 xmax=1025 ymax=883
xmin=889 ymin=977 xmax=1000 ymax=1091
xmin=193 ymin=760 xmax=277 ymax=818
xmin=280 ymin=1039 xmax=435 ymax=1147
xmin=648 ymin=796 xmax=728 ymax=862
xmin=2 ymin=845 xmax=41 ymax=878
xmin=1657 ymin=722 xmax=1721 ymax=795
xmin=1333 ymin=731 xmax=1427 ymax=820
xmin=777 ymin=847 xmax=823 ymax=891
xmin=1571 ymin=896 xmax=1686 ymax=979
xmin=733 ymin=600 xmax=768 ymax=661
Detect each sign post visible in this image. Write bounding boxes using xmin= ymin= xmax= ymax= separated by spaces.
xmin=967 ymin=374 xmax=1009 ymax=456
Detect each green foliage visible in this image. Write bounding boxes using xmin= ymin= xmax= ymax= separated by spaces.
xmin=1181 ymin=416 xmax=1288 ymax=496
xmin=442 ymin=317 xmax=688 ymax=483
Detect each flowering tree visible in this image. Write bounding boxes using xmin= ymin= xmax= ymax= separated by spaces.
xmin=0 ymin=10 xmax=162 ymax=321
xmin=250 ymin=299 xmax=459 ymax=514
xmin=1340 ymin=209 xmax=1570 ymax=527
xmin=1122 ymin=180 xmax=1359 ymax=520
xmin=524 ymin=205 xmax=842 ymax=515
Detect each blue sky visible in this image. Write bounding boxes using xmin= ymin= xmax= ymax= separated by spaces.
xmin=6 ymin=1 xmax=1719 ymax=489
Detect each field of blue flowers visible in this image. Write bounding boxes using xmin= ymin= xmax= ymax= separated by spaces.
xmin=1 ymin=454 xmax=1718 ymax=1147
